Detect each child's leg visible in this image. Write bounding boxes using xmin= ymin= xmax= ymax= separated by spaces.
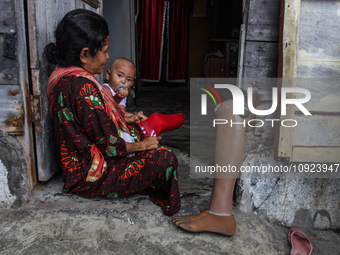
xmin=137 ymin=113 xmax=186 ymax=137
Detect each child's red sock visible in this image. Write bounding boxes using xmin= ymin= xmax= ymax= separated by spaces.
xmin=138 ymin=113 xmax=186 ymax=137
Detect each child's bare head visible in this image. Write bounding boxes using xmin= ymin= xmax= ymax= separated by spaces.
xmin=106 ymin=57 xmax=136 ymax=91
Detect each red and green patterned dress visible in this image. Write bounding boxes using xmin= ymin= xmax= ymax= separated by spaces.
xmin=50 ymin=73 xmax=180 ymax=216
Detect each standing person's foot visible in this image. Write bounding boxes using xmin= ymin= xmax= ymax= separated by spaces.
xmin=172 ymin=210 xmax=236 ymax=236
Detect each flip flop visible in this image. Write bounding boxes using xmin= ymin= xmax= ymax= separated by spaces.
xmin=288 ymin=228 xmax=313 ymax=255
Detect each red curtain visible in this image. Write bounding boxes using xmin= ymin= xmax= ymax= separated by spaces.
xmin=141 ymin=0 xmax=187 ymax=82
xmin=167 ymin=0 xmax=187 ymax=82
xmin=140 ymin=0 xmax=167 ymax=82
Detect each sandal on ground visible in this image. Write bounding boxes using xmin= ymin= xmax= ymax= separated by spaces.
xmin=288 ymin=228 xmax=313 ymax=255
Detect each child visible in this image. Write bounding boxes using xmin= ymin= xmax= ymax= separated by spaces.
xmin=103 ymin=57 xmax=186 ymax=140
xmin=103 ymin=58 xmax=147 ymax=125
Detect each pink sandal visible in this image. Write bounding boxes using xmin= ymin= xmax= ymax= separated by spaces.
xmin=288 ymin=228 xmax=313 ymax=255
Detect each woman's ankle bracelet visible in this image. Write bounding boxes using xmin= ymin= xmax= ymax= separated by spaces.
xmin=208 ymin=210 xmax=233 ymax=217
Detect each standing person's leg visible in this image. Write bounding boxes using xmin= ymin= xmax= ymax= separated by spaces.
xmin=172 ymin=100 xmax=246 ymax=236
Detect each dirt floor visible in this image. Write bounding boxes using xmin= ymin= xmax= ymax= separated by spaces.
xmin=0 ymin=85 xmax=339 ymax=255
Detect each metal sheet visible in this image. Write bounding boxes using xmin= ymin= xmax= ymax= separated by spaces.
xmin=0 ymin=85 xmax=24 ymax=133
xmin=0 ymin=0 xmax=16 ymax=33
xmin=0 ymin=34 xmax=19 ymax=85
xmin=247 ymin=0 xmax=281 ymax=41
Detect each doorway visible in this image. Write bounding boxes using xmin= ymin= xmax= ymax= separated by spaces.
xmin=102 ymin=0 xmax=243 ymax=91
xmin=188 ymin=0 xmax=243 ymax=79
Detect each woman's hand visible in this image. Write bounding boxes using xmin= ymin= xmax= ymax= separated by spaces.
xmin=135 ymin=111 xmax=148 ymax=122
xmin=139 ymin=136 xmax=161 ymax=150
xmin=126 ymin=136 xmax=161 ymax=153
xmin=125 ymin=114 xmax=140 ymax=123
xmin=125 ymin=111 xmax=148 ymax=123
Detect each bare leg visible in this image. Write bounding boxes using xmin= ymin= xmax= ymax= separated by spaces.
xmin=208 ymin=177 xmax=237 ymax=215
xmin=172 ymin=100 xmax=246 ymax=236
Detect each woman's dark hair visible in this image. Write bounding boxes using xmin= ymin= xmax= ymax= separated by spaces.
xmin=44 ymin=9 xmax=109 ymax=66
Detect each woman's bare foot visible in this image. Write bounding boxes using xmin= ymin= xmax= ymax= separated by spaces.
xmin=172 ymin=210 xmax=236 ymax=236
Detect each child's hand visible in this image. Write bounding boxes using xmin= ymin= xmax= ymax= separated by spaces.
xmin=115 ymin=87 xmax=129 ymax=99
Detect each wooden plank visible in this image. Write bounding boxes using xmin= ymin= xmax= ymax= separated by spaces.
xmin=33 ymin=0 xmax=85 ymax=181
xmin=292 ymin=115 xmax=340 ymax=147
xmin=246 ymin=0 xmax=281 ymax=42
xmin=247 ymin=23 xmax=280 ymax=42
xmin=237 ymin=24 xmax=246 ymax=87
xmin=276 ymin=0 xmax=284 ymax=79
xmin=29 ymin=0 xmax=104 ymax=181
xmin=253 ymin=102 xmax=277 ymax=140
xmin=297 ymin=0 xmax=340 ymax=78
xmin=55 ymin=0 xmax=76 ymax=26
xmin=276 ymin=0 xmax=340 ymax=163
xmin=247 ymin=88 xmax=277 ymax=140
xmin=237 ymin=0 xmax=249 ymax=87
xmin=82 ymin=0 xmax=99 ymax=9
xmin=243 ymin=41 xmax=278 ymax=78
xmin=26 ymin=0 xmax=38 ymax=69
xmin=242 ymin=78 xmax=278 ymax=91
xmin=281 ymin=0 xmax=301 ymax=79
xmin=14 ymin=0 xmax=36 ymax=189
xmin=273 ymin=0 xmax=285 ymax=160
xmin=295 ymin=78 xmax=340 ymax=113
xmin=292 ymin=146 xmax=340 ymax=162
xmin=277 ymin=0 xmax=301 ymax=161
xmin=75 ymin=0 xmax=86 ymax=9
xmin=78 ymin=0 xmax=101 ymax=13
xmin=298 ymin=0 xmax=340 ymax=62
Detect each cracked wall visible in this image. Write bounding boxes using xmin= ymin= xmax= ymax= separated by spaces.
xmin=0 ymin=131 xmax=29 ymax=209
xmin=235 ymin=139 xmax=340 ymax=229
xmin=0 ymin=159 xmax=17 ymax=207
xmin=235 ymin=0 xmax=340 ymax=230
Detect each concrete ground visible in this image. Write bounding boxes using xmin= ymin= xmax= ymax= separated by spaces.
xmin=0 ymin=85 xmax=339 ymax=255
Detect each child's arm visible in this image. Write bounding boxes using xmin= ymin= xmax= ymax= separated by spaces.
xmin=113 ymin=88 xmax=128 ymax=104
xmin=103 ymin=86 xmax=113 ymax=97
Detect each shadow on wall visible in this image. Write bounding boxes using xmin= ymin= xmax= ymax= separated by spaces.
xmin=293 ymin=208 xmax=332 ymax=229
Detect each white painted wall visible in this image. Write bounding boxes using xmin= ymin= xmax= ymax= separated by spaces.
xmin=0 ymin=159 xmax=16 ymax=208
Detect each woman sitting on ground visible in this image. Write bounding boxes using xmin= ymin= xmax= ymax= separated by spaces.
xmin=43 ymin=9 xmax=180 ymax=216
